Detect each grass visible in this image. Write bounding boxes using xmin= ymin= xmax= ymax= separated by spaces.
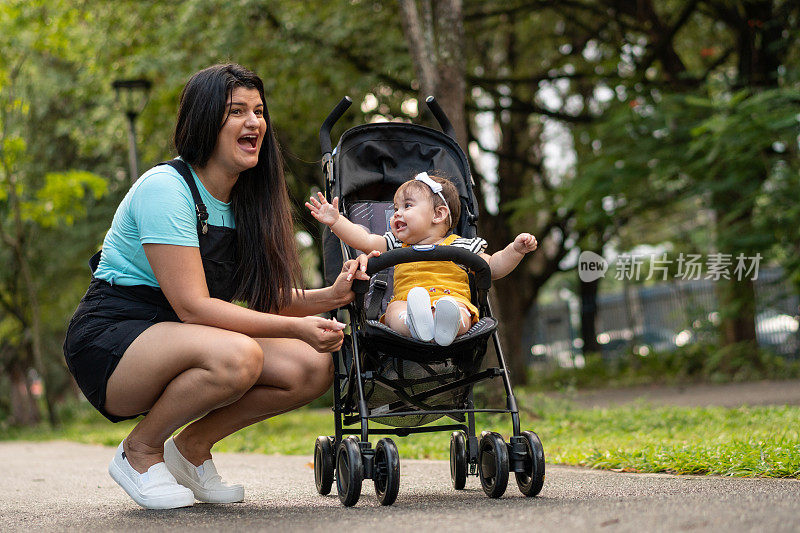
xmin=3 ymin=390 xmax=798 ymax=479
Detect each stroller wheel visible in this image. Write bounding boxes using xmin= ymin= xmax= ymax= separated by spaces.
xmin=373 ymin=438 xmax=400 ymax=506
xmin=515 ymin=431 xmax=545 ymax=497
xmin=314 ymin=436 xmax=335 ymax=495
xmin=478 ymin=432 xmax=509 ymax=498
xmin=449 ymin=431 xmax=468 ymax=490
xmin=336 ymin=436 xmax=363 ymax=506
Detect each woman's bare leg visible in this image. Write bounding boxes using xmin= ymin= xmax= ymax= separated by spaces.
xmin=104 ymin=322 xmax=264 ymax=474
xmin=172 ymin=337 xmax=334 ymax=465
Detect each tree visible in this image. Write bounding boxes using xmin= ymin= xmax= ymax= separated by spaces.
xmin=0 ymin=1 xmax=418 ymax=422
xmin=399 ymin=0 xmax=468 ymax=148
xmin=570 ymin=0 xmax=800 ymax=364
xmin=0 ymin=1 xmax=110 ymax=425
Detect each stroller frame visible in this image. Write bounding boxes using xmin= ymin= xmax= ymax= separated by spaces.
xmin=313 ymin=97 xmax=545 ymax=506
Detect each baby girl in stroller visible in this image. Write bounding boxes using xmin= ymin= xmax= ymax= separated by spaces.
xmin=307 ymin=170 xmax=537 ymax=346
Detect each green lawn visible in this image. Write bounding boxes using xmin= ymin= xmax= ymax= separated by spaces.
xmin=3 ymin=392 xmax=799 ymax=478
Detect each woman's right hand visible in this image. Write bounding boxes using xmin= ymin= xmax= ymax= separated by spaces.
xmin=305 ymin=192 xmax=340 ymax=227
xmin=294 ymin=316 xmax=346 ymax=353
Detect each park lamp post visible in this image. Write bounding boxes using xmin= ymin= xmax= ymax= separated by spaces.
xmin=112 ymin=78 xmax=152 ymax=183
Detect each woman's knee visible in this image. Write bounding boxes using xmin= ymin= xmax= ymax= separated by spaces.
xmin=208 ymin=335 xmax=263 ymax=393
xmin=317 ymin=354 xmax=335 ymax=390
xmin=301 ymin=353 xmax=334 ymax=399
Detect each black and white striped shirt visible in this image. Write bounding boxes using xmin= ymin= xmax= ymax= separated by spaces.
xmin=383 ymin=232 xmax=488 ymax=254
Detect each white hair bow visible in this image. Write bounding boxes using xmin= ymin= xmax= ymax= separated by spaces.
xmin=414 ymin=172 xmax=452 ymax=227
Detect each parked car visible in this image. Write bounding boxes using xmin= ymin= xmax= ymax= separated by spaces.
xmin=596 ymin=327 xmax=689 ymax=358
xmin=756 ymin=311 xmax=799 ymax=354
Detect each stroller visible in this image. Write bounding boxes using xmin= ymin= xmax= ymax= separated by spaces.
xmin=312 ymin=96 xmax=545 ymax=506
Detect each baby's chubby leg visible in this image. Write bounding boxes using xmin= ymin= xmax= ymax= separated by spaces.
xmin=384 ymin=300 xmax=412 ymax=337
xmin=452 ymin=304 xmax=472 ymax=336
xmin=385 ymin=289 xmax=436 ymax=342
xmin=431 ymin=300 xmax=472 ymax=333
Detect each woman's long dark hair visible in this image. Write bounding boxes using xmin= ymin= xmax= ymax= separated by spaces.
xmin=174 ymin=63 xmax=301 ymax=312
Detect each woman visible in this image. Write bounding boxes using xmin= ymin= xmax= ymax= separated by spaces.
xmin=63 ymin=64 xmax=372 ymax=510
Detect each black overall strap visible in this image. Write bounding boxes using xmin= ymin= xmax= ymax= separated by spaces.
xmin=158 ymin=159 xmax=209 ymax=235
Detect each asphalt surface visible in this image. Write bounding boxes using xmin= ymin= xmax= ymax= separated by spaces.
xmin=2 ymin=441 xmax=798 ymax=532
xmin=561 ymin=379 xmax=800 ymax=409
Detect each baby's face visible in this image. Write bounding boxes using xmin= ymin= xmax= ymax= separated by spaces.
xmin=390 ymin=187 xmax=441 ymax=245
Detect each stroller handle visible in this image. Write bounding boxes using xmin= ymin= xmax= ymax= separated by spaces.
xmin=319 ymin=96 xmax=352 ymax=156
xmin=425 ymin=96 xmax=456 ymax=140
xmin=363 ymin=246 xmax=492 ymax=291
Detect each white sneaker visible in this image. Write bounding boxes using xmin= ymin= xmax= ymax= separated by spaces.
xmin=108 ymin=441 xmax=195 ymax=510
xmin=405 ymin=287 xmax=434 ymax=342
xmin=164 ymin=437 xmax=244 ymax=504
xmin=434 ymin=296 xmax=462 ymax=346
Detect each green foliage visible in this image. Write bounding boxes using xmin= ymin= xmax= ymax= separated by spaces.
xmin=574 ymin=88 xmax=800 ymax=247
xmin=0 ymin=0 xmax=415 ymax=423
xmin=0 ymin=0 xmax=116 ymax=424
xmin=21 ymin=171 xmax=108 ymax=227
xmin=1 ymin=0 xmax=799 ymax=423
xmin=571 ymin=86 xmax=800 ymax=357
xmin=529 ymin=344 xmax=800 ymax=391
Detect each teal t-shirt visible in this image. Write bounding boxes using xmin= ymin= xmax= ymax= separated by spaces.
xmin=93 ymin=160 xmax=235 ymax=288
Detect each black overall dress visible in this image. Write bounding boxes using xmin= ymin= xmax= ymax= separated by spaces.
xmin=63 ymin=160 xmax=238 ymax=422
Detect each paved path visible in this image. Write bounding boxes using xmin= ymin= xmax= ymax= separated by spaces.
xmin=555 ymin=379 xmax=800 ymax=409
xmin=1 ymin=441 xmax=798 ymax=532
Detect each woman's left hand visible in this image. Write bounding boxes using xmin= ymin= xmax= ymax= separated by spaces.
xmin=331 ymin=251 xmax=380 ymax=304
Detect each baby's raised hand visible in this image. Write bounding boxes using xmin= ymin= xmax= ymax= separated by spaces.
xmin=305 ymin=192 xmax=340 ymax=227
xmin=513 ymin=233 xmax=538 ymax=254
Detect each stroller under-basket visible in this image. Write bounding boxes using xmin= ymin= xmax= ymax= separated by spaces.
xmin=312 ymin=96 xmax=545 ymax=507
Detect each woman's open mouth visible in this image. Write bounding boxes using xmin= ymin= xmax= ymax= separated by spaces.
xmin=238 ymin=134 xmax=258 ymax=151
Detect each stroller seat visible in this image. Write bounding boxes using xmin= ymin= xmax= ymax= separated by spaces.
xmin=361 ymin=317 xmax=497 ymax=362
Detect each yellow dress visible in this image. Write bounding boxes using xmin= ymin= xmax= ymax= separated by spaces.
xmin=388 ymin=233 xmax=480 ymax=323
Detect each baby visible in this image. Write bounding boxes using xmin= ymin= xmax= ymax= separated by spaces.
xmin=307 ymin=171 xmax=537 ymax=346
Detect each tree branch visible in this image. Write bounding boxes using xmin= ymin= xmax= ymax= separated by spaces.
xmin=464 ymin=0 xmax=608 ymax=21
xmin=259 ymin=8 xmax=414 ymax=93
xmin=634 ymin=0 xmax=699 ymax=79
xmin=469 ymin=84 xmax=594 ymax=123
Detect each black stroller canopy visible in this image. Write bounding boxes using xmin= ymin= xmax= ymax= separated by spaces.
xmin=334 ymin=122 xmax=472 ymax=201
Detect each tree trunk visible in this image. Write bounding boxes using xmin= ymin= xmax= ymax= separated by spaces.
xmin=9 ymin=360 xmax=40 ymax=426
xmin=711 ymin=189 xmax=759 ymax=352
xmin=431 ymin=0 xmax=467 ymax=149
xmin=491 ymin=271 xmax=536 ymax=384
xmin=716 ymin=276 xmax=760 ymax=371
xmin=707 ymin=0 xmax=785 ymax=368
xmin=399 ymin=0 xmax=437 ymax=96
xmin=8 ymin=173 xmax=57 ymax=427
xmin=398 ymin=0 xmax=468 ymax=149
xmin=579 ymin=277 xmax=601 ymax=354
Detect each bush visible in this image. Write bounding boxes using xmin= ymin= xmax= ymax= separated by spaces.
xmin=528 ymin=342 xmax=800 ymax=390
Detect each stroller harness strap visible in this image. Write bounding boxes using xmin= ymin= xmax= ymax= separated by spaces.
xmin=366 ymin=270 xmax=390 ymax=321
